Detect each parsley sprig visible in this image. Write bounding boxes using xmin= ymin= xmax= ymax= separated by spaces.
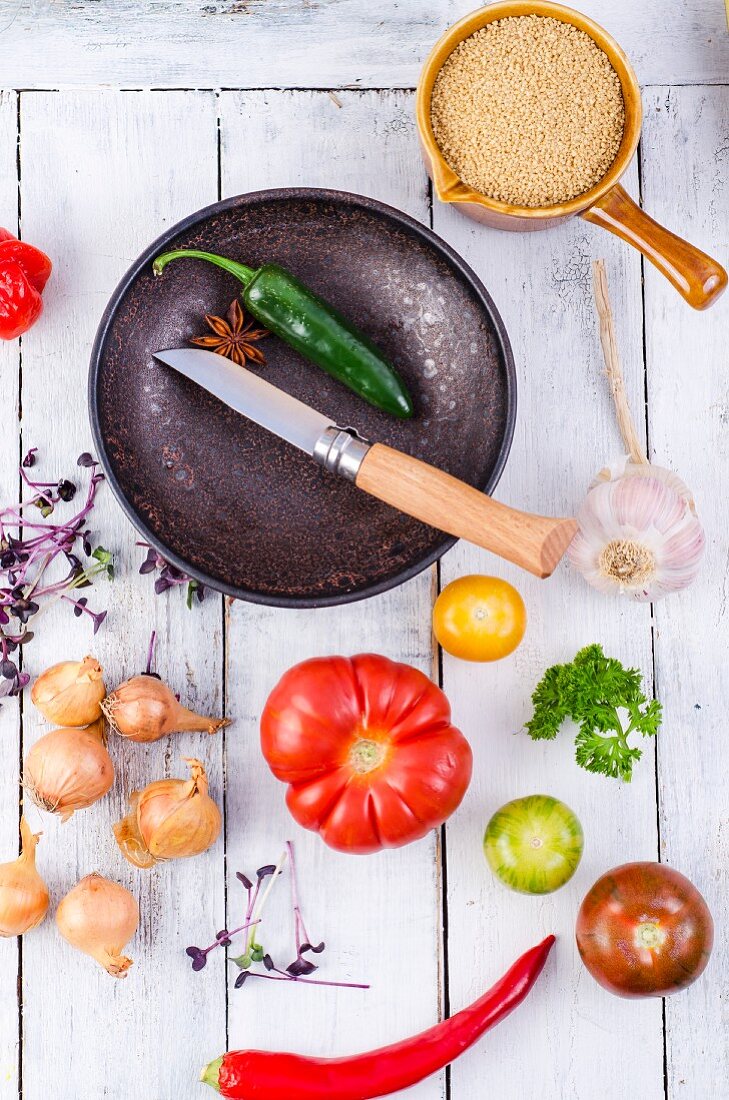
xmin=526 ymin=644 xmax=662 ymax=781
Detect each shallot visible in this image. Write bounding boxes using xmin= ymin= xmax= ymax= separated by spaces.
xmin=23 ymin=717 xmax=114 ymax=821
xmin=102 ymin=674 xmax=229 ymax=743
xmin=114 ymin=757 xmax=221 ymax=868
xmin=56 ymin=873 xmax=138 ymax=977
xmin=0 ymin=818 xmax=49 ymax=936
xmin=31 ymin=655 xmax=105 ymax=727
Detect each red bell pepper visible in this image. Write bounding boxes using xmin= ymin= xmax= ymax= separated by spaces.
xmin=0 ymin=229 xmax=52 ymax=340
xmin=201 ymin=935 xmax=555 ymax=1098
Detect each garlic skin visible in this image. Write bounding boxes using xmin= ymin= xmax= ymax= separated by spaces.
xmin=0 ymin=818 xmax=50 ymax=937
xmin=101 ymin=674 xmax=229 ymax=743
xmin=31 ymin=656 xmax=105 ymax=727
xmin=114 ymin=757 xmax=221 ymax=869
xmin=56 ymin=874 xmax=138 ymax=978
xmin=23 ymin=718 xmax=114 ymax=822
xmin=569 ymin=460 xmax=705 ymax=601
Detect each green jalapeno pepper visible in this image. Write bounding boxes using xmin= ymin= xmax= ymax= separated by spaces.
xmin=152 ymin=249 xmax=414 ymax=419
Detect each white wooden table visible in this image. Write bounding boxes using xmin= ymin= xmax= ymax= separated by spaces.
xmin=0 ymin=3 xmax=727 ymax=1098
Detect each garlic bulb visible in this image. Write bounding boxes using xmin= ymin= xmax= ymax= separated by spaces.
xmin=569 ymin=261 xmax=705 ymax=602
xmin=113 ymin=757 xmax=221 ymax=869
xmin=23 ymin=718 xmax=115 ymax=822
xmin=102 ymin=674 xmax=229 ymax=743
xmin=0 ymin=818 xmax=50 ymax=936
xmin=31 ymin=656 xmax=105 ymax=727
xmin=56 ymin=874 xmax=138 ymax=977
xmin=569 ymin=459 xmax=705 ymax=600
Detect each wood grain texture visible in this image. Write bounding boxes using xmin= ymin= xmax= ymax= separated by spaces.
xmin=0 ymin=0 xmax=727 ymax=89
xmin=641 ymin=85 xmax=729 ymax=1100
xmin=219 ymin=89 xmax=444 ymax=1099
xmin=0 ymin=89 xmax=20 ymax=1100
xmin=434 ymin=159 xmax=665 ymax=1099
xmin=17 ymin=91 xmax=225 ymax=1100
xmin=355 ymin=442 xmax=577 ymax=576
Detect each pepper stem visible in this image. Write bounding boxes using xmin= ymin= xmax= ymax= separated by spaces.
xmin=200 ymin=1056 xmax=223 ymax=1091
xmin=152 ymin=249 xmax=257 ymax=288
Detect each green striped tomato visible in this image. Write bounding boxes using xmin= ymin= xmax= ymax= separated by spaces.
xmin=484 ymin=795 xmax=584 ymax=895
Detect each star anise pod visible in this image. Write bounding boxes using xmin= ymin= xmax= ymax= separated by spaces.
xmin=190 ymin=299 xmax=269 ymax=367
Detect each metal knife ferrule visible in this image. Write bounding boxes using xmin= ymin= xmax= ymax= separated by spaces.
xmin=313 ymin=427 xmax=371 ymax=481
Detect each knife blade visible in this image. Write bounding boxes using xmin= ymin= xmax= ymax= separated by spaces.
xmin=154 ymin=347 xmax=577 ymax=578
xmin=154 ymin=346 xmax=334 ymax=456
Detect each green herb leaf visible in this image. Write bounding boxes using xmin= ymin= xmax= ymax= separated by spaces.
xmin=574 ymin=723 xmax=643 ymax=781
xmin=92 ymin=545 xmax=114 ymax=580
xmin=229 ymin=953 xmax=252 ymax=970
xmin=526 ymin=644 xmax=661 ymax=781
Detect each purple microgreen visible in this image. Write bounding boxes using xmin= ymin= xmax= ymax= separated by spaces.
xmin=137 ymin=541 xmax=206 ymax=608
xmin=286 ymin=839 xmax=322 ymax=964
xmin=286 ymin=957 xmax=318 ymax=978
xmin=57 ymin=480 xmax=77 ymax=503
xmin=91 ymin=608 xmax=107 ymax=634
xmin=0 ymin=449 xmax=109 ymax=686
xmin=1 ymin=659 xmax=17 ymax=679
xmin=146 ymin=630 xmax=157 ymax=677
xmin=193 ymin=843 xmax=368 ymax=995
xmin=139 ymin=549 xmax=157 ymax=575
xmin=234 ymin=970 xmax=369 ymax=992
xmin=186 ymin=918 xmax=261 ymax=972
xmin=77 ymin=452 xmax=95 ymax=468
xmin=60 ymin=597 xmax=108 ymax=635
xmin=186 ymin=947 xmax=208 ymax=972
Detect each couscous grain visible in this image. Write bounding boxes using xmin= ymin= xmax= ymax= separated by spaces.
xmin=430 ymin=15 xmax=625 ymax=208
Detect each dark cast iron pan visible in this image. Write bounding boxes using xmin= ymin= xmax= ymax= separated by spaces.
xmin=89 ymin=188 xmax=516 ymax=608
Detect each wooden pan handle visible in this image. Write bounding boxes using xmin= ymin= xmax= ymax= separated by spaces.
xmin=355 ymin=443 xmax=577 ymax=578
xmin=583 ymin=184 xmax=727 ymax=310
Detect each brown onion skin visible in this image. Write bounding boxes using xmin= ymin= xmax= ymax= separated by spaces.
xmin=576 ymin=862 xmax=713 ymax=998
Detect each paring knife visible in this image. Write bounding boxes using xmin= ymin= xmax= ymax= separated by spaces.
xmin=154 ymin=347 xmax=577 ymax=578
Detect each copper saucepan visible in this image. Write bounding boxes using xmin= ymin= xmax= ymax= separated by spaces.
xmin=416 ymin=1 xmax=727 ymax=310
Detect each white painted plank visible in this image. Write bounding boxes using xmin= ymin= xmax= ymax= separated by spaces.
xmin=18 ymin=91 xmax=225 ymax=1100
xmin=642 ymin=85 xmax=729 ymax=1100
xmin=0 ymin=0 xmax=727 ymax=89
xmin=220 ymin=90 xmax=444 ymax=1099
xmin=0 ymin=89 xmax=20 ymax=1100
xmin=434 ymin=161 xmax=665 ymax=1097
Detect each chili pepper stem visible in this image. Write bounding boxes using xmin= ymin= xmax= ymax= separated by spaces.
xmin=200 ymin=1056 xmax=223 ymax=1092
xmin=153 ymin=249 xmax=257 ymax=288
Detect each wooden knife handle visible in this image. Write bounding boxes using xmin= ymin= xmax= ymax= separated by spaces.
xmin=355 ymin=443 xmax=577 ymax=578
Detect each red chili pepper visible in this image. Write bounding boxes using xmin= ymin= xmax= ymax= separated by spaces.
xmin=202 ymin=935 xmax=555 ymax=1099
xmin=0 ymin=229 xmax=52 ymax=340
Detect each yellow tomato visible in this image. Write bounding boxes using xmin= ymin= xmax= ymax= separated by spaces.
xmin=433 ymin=575 xmax=526 ymax=662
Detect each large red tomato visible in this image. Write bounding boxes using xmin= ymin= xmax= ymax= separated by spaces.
xmin=260 ymin=653 xmax=473 ymax=854
xmin=576 ymin=862 xmax=714 ymax=998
